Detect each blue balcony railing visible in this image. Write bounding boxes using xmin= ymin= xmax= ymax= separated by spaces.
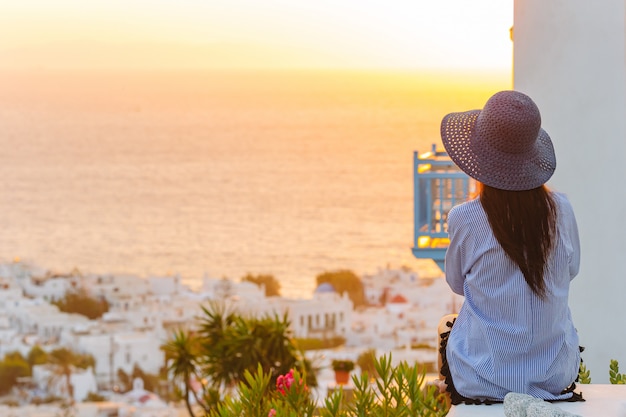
xmin=412 ymin=145 xmax=474 ymax=272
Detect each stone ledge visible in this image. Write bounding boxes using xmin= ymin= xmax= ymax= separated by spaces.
xmin=447 ymin=385 xmax=626 ymax=416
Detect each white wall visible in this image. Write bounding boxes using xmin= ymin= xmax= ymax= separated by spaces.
xmin=113 ymin=332 xmax=165 ymax=375
xmin=32 ymin=365 xmax=98 ymax=402
xmin=514 ymin=0 xmax=626 ymax=382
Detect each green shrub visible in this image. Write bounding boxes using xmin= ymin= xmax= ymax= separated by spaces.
xmin=609 ymin=359 xmax=626 ymax=384
xmin=208 ymin=354 xmax=449 ymax=417
xmin=316 ymin=270 xmax=366 ymax=308
xmin=241 ymin=273 xmax=281 ymax=297
xmin=0 ymin=352 xmax=30 ymax=395
xmin=578 ymin=361 xmax=591 ymax=384
xmin=84 ymin=392 xmax=107 ymax=402
xmin=331 ymin=360 xmax=355 ymax=372
xmin=578 ymin=358 xmax=626 ymax=385
xmin=295 ymin=337 xmax=346 ymax=351
xmin=52 ymin=288 xmax=109 ymax=319
xmin=356 ymin=349 xmax=379 ymax=379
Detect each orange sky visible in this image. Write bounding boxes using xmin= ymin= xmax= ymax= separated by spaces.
xmin=0 ymin=1 xmax=513 ymax=71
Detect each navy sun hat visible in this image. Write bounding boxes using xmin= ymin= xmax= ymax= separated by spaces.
xmin=440 ymin=90 xmax=556 ymax=191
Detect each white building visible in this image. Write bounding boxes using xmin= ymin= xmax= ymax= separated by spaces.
xmin=64 ymin=322 xmax=166 ymax=387
xmin=32 ymin=364 xmax=98 ymax=403
xmin=84 ymin=274 xmax=151 ymax=302
xmin=111 ymin=331 xmax=165 ymax=377
xmin=514 ymin=0 xmax=626 ymax=381
xmin=9 ymin=303 xmax=90 ymax=344
xmin=0 ymin=315 xmax=18 ymax=358
xmin=20 ymin=276 xmax=75 ymax=302
xmin=201 ymin=275 xmax=242 ymax=300
xmin=0 ymin=260 xmax=457 ymax=406
xmin=280 ymin=285 xmax=352 ymax=339
xmin=68 ymin=329 xmax=115 ymax=386
xmin=148 ymin=275 xmax=185 ymax=296
xmin=227 ymin=282 xmax=354 ymax=340
xmin=0 ymin=275 xmax=24 ymax=307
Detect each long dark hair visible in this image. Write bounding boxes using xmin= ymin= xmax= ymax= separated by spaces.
xmin=479 ymin=183 xmax=558 ymax=298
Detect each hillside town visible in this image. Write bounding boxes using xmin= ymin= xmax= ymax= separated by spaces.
xmin=0 ymin=260 xmax=462 ymax=416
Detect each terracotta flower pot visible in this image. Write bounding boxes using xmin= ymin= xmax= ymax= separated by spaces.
xmin=334 ymin=370 xmax=350 ymax=385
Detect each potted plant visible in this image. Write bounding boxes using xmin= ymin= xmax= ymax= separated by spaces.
xmin=332 ymin=359 xmax=355 ymax=385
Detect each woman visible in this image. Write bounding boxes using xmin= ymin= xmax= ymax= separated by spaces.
xmin=438 ymin=90 xmax=582 ymax=404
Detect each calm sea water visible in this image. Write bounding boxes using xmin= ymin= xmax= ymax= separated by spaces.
xmin=0 ymin=70 xmax=507 ymax=297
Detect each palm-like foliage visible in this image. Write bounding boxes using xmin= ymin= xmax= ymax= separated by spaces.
xmin=196 ymin=302 xmax=237 ymax=388
xmin=198 ymin=303 xmax=314 ymax=390
xmin=162 ymin=301 xmax=316 ymax=413
xmin=162 ymin=330 xmax=206 ymax=417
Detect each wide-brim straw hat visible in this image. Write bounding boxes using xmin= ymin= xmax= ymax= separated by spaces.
xmin=440 ymin=90 xmax=556 ymax=191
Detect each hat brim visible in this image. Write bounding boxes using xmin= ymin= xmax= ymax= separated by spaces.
xmin=440 ymin=110 xmax=556 ymax=191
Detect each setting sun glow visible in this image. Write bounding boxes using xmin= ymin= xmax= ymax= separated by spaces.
xmin=0 ymin=1 xmax=514 ymax=297
xmin=0 ymin=0 xmax=513 ymax=71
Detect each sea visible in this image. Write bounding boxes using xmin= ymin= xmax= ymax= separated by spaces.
xmin=0 ymin=69 xmax=509 ymax=297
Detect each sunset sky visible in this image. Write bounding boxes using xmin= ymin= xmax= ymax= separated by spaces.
xmin=0 ymin=0 xmax=513 ymax=71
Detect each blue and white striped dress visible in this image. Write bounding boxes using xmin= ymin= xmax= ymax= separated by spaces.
xmin=444 ymin=192 xmax=581 ymax=401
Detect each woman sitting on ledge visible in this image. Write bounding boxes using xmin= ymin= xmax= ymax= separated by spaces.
xmin=436 ymin=90 xmax=583 ymax=405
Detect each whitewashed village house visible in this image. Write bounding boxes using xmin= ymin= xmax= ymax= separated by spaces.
xmin=31 ymin=364 xmax=98 ymax=403
xmin=0 ymin=260 xmax=460 ymax=417
xmin=351 ymin=266 xmax=462 ymax=351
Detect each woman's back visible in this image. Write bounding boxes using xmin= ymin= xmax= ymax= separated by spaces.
xmin=444 ymin=192 xmax=580 ymax=400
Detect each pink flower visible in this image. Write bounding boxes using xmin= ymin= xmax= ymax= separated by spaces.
xmin=268 ymin=409 xmax=277 ymax=417
xmin=276 ymin=369 xmax=295 ymax=395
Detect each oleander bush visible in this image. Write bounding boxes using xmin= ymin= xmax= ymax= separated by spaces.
xmin=207 ymin=354 xmax=449 ymax=417
xmin=210 ymin=355 xmax=626 ymax=416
